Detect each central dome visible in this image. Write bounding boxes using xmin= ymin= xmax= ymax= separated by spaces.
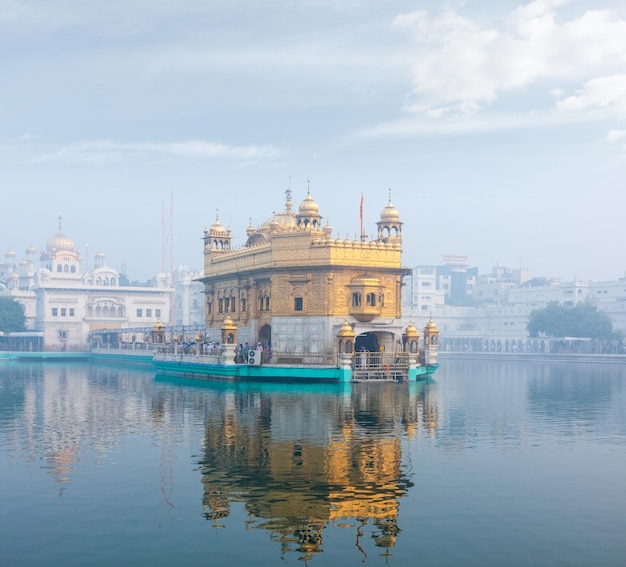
xmin=46 ymin=231 xmax=74 ymax=252
xmin=46 ymin=215 xmax=75 ymax=252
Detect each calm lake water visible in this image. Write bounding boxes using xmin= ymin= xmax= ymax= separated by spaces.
xmin=1 ymin=358 xmax=625 ymax=566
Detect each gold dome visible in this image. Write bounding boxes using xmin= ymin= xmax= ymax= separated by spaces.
xmin=246 ymin=218 xmax=255 ymax=237
xmin=298 ymin=187 xmax=319 ymax=215
xmin=210 ymin=210 xmax=226 ymax=234
xmin=259 ymin=209 xmax=297 ymax=233
xmin=337 ymin=320 xmax=355 ymax=338
xmin=404 ymin=321 xmax=419 ymax=336
xmin=46 ymin=232 xmax=75 ymax=252
xmin=46 ymin=214 xmax=75 ymax=252
xmin=380 ymin=194 xmax=400 ymax=223
xmin=424 ymin=318 xmax=439 ymax=334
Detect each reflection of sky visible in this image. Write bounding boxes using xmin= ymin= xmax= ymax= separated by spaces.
xmin=2 ymin=361 xmax=626 ymax=566
xmin=427 ymin=360 xmax=626 ymax=452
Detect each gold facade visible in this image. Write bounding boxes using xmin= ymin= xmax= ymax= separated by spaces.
xmin=201 ymin=188 xmax=409 ymax=354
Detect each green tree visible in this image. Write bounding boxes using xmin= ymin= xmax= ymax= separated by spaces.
xmin=527 ymin=302 xmax=619 ymax=341
xmin=0 ymin=297 xmax=27 ymax=333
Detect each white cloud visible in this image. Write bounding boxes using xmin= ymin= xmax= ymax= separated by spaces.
xmin=393 ymin=2 xmax=626 ymax=116
xmin=19 ymin=139 xmax=282 ymax=165
xmin=607 ymin=129 xmax=626 ymax=142
xmin=354 ymin=108 xmax=592 ymax=140
xmin=556 ymin=74 xmax=626 ymax=115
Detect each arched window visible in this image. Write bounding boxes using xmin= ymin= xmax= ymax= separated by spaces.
xmin=57 ymin=265 xmax=62 ymax=272
xmin=64 ymin=264 xmax=69 ymax=273
xmin=71 ymin=265 xmax=76 ymax=273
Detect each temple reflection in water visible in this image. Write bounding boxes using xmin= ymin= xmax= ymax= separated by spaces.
xmin=197 ymin=382 xmax=439 ymax=560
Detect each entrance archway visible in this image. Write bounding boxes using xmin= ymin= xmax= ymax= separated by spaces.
xmin=355 ymin=332 xmax=379 ymax=352
xmin=259 ymin=324 xmax=272 ymax=351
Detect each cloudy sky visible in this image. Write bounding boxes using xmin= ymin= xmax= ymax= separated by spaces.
xmin=2 ymin=0 xmax=626 ymax=281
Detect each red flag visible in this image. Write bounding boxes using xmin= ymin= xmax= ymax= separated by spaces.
xmin=359 ymin=193 xmax=364 ymax=238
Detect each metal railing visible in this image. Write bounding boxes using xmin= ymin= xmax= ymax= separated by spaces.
xmin=352 ymin=352 xmax=411 ymax=382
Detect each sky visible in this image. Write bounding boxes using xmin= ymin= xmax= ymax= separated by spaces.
xmin=2 ymin=0 xmax=626 ymax=282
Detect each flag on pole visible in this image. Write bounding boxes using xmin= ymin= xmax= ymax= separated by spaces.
xmin=359 ymin=193 xmax=364 ymax=239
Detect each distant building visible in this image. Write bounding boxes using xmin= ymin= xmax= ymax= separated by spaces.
xmin=403 ymin=255 xmax=477 ymax=316
xmin=0 ymin=215 xmax=173 ymax=349
xmin=402 ymin=261 xmax=626 ymax=350
xmin=172 ymin=265 xmax=205 ymax=326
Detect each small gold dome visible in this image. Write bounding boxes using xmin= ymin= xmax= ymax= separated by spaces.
xmin=5 ymin=249 xmax=16 ymax=258
xmin=246 ymin=218 xmax=255 ymax=237
xmin=404 ymin=321 xmax=419 ymax=336
xmin=299 ymin=187 xmax=319 ymax=215
xmin=424 ymin=318 xmax=439 ymax=333
xmin=380 ymin=195 xmax=400 ymax=223
xmin=337 ymin=320 xmax=355 ymax=338
xmin=210 ymin=210 xmax=226 ymax=234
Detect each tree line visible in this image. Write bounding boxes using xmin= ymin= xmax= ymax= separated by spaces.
xmin=527 ymin=302 xmax=621 ymax=341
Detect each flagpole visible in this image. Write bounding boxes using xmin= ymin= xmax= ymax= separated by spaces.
xmin=359 ymin=193 xmax=365 ymax=241
xmin=161 ymin=201 xmax=165 ymax=274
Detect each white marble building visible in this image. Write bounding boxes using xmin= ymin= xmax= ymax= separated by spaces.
xmin=1 ymin=217 xmax=174 ymax=349
xmin=172 ymin=265 xmax=205 ymax=326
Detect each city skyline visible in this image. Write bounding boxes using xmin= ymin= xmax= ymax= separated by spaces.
xmin=2 ymin=0 xmax=626 ymax=281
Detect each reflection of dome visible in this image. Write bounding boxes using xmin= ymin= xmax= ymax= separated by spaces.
xmin=299 ymin=189 xmax=319 ymax=215
xmin=380 ymin=196 xmax=400 ymax=223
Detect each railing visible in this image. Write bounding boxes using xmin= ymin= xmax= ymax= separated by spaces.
xmin=268 ymin=352 xmax=336 ymax=366
xmin=352 ymin=352 xmax=411 ymax=382
xmin=154 ymin=351 xmax=224 ymax=365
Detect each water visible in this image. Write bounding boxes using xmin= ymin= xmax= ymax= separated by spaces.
xmin=1 ymin=359 xmax=626 ymax=566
